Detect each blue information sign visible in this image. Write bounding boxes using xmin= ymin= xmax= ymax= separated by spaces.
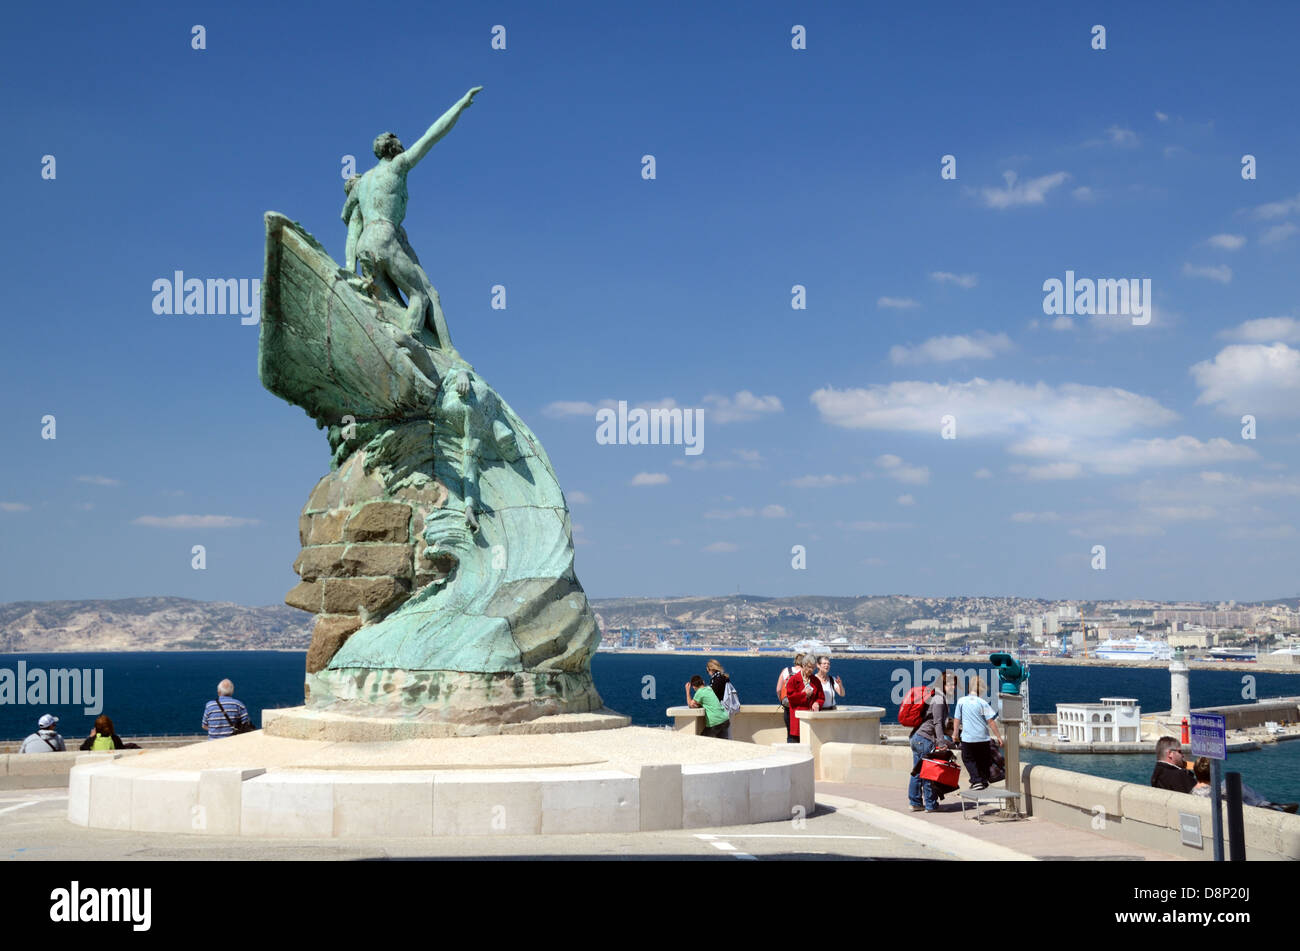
xmin=1189 ymin=713 xmax=1227 ymax=760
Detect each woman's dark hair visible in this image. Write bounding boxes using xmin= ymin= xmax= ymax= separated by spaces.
xmin=94 ymin=714 xmax=114 ymax=735
xmin=689 ymin=675 xmax=705 ymax=689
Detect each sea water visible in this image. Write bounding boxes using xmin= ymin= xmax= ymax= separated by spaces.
xmin=2 ymin=651 xmax=1296 ymax=800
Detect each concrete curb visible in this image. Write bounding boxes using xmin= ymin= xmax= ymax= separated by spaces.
xmin=816 ymin=792 xmax=1038 ymax=862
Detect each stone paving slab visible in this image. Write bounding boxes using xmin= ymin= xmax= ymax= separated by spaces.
xmin=821 ymin=780 xmax=1185 ymax=861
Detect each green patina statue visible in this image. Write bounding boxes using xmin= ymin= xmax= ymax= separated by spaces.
xmin=258 ymin=88 xmax=604 ymax=731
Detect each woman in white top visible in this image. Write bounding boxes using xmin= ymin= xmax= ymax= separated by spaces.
xmin=815 ymin=655 xmax=844 ymax=709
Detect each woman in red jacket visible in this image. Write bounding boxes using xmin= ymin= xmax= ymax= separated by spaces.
xmin=784 ymin=655 xmax=824 ymax=743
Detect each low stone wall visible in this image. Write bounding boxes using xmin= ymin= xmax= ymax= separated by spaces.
xmin=1 ymin=750 xmax=150 ymax=790
xmin=0 ymin=738 xmax=205 ymax=789
xmin=667 ymin=704 xmax=788 ymax=746
xmin=668 ymin=705 xmax=885 ymax=778
xmin=68 ymin=751 xmax=815 ymax=837
xmin=817 ymin=741 xmax=1300 ymax=860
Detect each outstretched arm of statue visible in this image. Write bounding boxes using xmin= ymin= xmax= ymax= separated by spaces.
xmin=344 ymin=211 xmax=362 ymax=273
xmin=396 ymin=87 xmax=483 ymax=172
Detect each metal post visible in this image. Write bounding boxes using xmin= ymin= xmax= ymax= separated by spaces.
xmin=999 ymin=692 xmax=1022 ymax=816
xmin=1210 ymin=758 xmax=1224 ymax=862
xmin=1225 ymin=772 xmax=1246 ymax=862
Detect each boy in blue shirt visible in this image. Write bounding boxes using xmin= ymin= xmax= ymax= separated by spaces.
xmin=954 ymin=678 xmax=1003 ymax=790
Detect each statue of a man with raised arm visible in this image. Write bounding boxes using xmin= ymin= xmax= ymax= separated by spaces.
xmin=353 ymin=86 xmax=481 ymax=341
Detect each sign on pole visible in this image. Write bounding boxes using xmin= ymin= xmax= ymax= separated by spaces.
xmin=1189 ymin=713 xmax=1227 ymax=760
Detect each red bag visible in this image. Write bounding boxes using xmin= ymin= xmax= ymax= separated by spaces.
xmin=919 ymin=757 xmax=960 ymax=788
xmin=898 ymin=686 xmax=934 ymax=727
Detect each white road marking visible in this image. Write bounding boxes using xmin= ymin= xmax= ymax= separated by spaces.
xmin=0 ymin=801 xmax=39 ymax=817
xmin=710 ymin=841 xmax=737 ymax=851
xmin=694 ymin=833 xmax=886 ymax=841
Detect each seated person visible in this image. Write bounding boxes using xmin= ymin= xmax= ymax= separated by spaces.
xmin=78 ymin=714 xmax=141 ymax=751
xmin=17 ymin=714 xmax=65 ymax=753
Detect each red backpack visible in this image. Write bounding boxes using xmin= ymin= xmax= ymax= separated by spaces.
xmin=898 ymin=685 xmax=934 ymax=728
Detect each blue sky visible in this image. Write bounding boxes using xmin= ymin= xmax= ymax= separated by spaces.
xmin=3 ymin=1 xmax=1300 ymax=606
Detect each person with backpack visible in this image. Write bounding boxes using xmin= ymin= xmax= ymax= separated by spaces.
xmin=903 ymin=671 xmax=957 ymax=812
xmin=685 ymin=660 xmax=741 ymax=739
xmin=776 ymin=652 xmax=805 ymax=737
xmin=201 ymin=679 xmax=253 ymax=739
xmin=17 ymin=714 xmax=66 ymax=753
xmin=783 ymin=655 xmax=825 ymax=743
xmin=687 ymin=675 xmax=731 ymax=738
xmin=78 ymin=714 xmax=142 ymax=751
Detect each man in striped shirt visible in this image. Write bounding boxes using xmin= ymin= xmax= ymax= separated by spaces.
xmin=201 ymin=679 xmax=251 ymax=739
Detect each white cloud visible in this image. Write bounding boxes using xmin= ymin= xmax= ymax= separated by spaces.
xmin=703 ymin=541 xmax=739 ymax=553
xmin=77 ymin=475 xmax=121 ymax=487
xmin=877 ymin=296 xmax=920 ymax=310
xmin=761 ymin=504 xmax=788 ymax=518
xmin=1219 ymin=317 xmax=1300 ymax=344
xmin=1261 ymin=223 xmax=1299 ymax=245
xmin=1 ymin=502 xmax=31 ymax=512
xmin=1072 ymin=186 xmax=1095 ymax=202
xmin=1085 ymin=437 xmax=1255 ymax=474
xmin=1155 ymin=111 xmax=1169 ymax=122
xmin=786 ymin=474 xmax=857 ymax=489
xmin=1009 ymin=433 xmax=1254 ymax=475
xmin=1206 ymin=234 xmax=1246 ymax=251
xmin=133 ymin=515 xmax=259 ymax=528
xmin=704 ymin=507 xmax=755 ymax=519
xmin=981 ymin=170 xmax=1070 ymax=209
xmin=1144 ymin=505 xmax=1217 ymax=521
xmin=1048 ymin=316 xmax=1075 ymax=332
xmin=1068 ymin=523 xmax=1165 ymax=538
xmin=1011 ymin=511 xmax=1061 ymax=523
xmin=629 ymin=472 xmax=670 ymax=486
xmin=1224 ymin=524 xmax=1295 ymax=540
xmin=567 ymin=491 xmax=591 ymax=504
xmin=701 ymin=391 xmax=783 ymax=423
xmin=1250 ymin=193 xmax=1300 ymax=220
xmin=930 ymin=271 xmax=978 ymax=289
xmin=841 ymin=520 xmax=911 ymax=532
xmin=896 ymin=494 xmax=915 ymax=506
xmin=1182 ymin=263 xmax=1232 ymax=283
xmin=1104 ymin=126 xmax=1139 ymax=147
xmin=875 ymin=454 xmax=930 ymax=485
xmin=811 ymin=379 xmax=1176 ymax=439
xmin=889 ymin=332 xmax=1012 ymax=365
xmin=1017 ymin=462 xmax=1083 ymax=480
xmin=1192 ymin=343 xmax=1300 ymax=416
xmin=973 ymin=468 xmax=993 ymax=479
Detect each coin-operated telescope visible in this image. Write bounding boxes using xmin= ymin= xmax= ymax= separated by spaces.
xmin=988 ymin=653 xmax=1027 ymax=696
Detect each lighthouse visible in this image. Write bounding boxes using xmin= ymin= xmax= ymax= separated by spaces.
xmin=1170 ymin=647 xmax=1190 ymax=725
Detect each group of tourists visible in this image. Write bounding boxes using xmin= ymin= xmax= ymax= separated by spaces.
xmin=14 ymin=678 xmax=254 ymax=753
xmin=15 ymin=713 xmax=140 ymax=753
xmin=904 ymin=671 xmax=1004 ymax=813
xmin=776 ymin=652 xmax=845 ymax=743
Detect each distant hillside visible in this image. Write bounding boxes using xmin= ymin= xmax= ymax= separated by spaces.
xmin=589 ymin=593 xmax=936 ymax=633
xmin=0 ymin=597 xmax=312 ymax=652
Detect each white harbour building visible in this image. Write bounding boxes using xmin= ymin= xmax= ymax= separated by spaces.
xmin=1056 ymin=697 xmax=1142 ymax=743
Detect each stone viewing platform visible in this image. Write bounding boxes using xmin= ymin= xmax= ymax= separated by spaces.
xmin=66 ymin=725 xmax=813 ymax=838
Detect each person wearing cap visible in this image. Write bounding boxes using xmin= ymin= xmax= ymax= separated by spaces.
xmin=18 ymin=714 xmax=67 ymax=753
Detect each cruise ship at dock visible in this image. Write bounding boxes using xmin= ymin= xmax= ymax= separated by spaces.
xmin=1092 ymin=635 xmax=1173 ymax=661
